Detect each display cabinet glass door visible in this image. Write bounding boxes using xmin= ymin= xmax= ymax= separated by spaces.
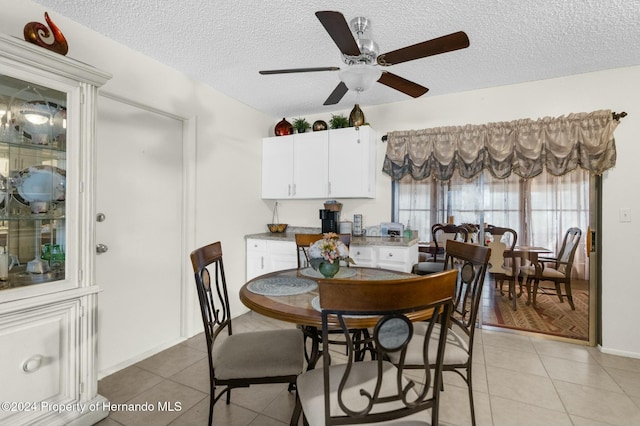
xmin=0 ymin=73 xmax=66 ymax=289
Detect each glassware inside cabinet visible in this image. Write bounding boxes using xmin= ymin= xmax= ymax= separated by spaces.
xmin=0 ymin=73 xmax=67 ymax=290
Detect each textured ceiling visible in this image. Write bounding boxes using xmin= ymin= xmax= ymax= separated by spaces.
xmin=31 ymin=0 xmax=640 ymax=118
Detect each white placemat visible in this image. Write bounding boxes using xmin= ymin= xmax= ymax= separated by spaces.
xmin=247 ymin=276 xmax=317 ymax=296
xmin=300 ymin=267 xmax=357 ymax=279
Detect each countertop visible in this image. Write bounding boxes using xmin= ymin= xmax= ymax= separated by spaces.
xmin=245 ymin=226 xmax=418 ymax=247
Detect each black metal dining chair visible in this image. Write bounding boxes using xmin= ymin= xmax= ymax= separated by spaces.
xmin=295 ymin=269 xmax=458 ymax=426
xmin=389 ymin=240 xmax=491 ymax=426
xmin=190 ymin=241 xmax=305 ymax=426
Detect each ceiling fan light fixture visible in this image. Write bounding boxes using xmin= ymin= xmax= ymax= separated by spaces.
xmin=339 ymin=65 xmax=382 ymax=92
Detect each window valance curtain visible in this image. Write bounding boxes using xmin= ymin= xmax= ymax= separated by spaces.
xmin=382 ymin=109 xmax=618 ymax=181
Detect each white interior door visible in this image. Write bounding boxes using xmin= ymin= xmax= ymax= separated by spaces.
xmin=96 ymin=95 xmax=184 ymax=375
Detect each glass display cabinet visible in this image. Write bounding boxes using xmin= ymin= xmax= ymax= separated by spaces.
xmin=0 ymin=33 xmax=111 ymax=426
xmin=0 ymin=75 xmax=67 ymax=289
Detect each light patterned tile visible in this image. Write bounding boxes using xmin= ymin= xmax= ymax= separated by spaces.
xmin=485 ymin=365 xmax=564 ymax=411
xmin=490 ymin=395 xmax=571 ymax=426
xmin=540 ymin=355 xmax=622 ymax=392
xmin=554 ymin=379 xmax=640 ymax=425
xmin=569 ymin=414 xmax=616 ymax=426
xmin=108 ymin=380 xmax=207 ymax=426
xmin=135 ymin=344 xmax=207 ymax=378
xmin=481 ymin=329 xmax=536 ymax=353
xmin=439 ymin=385 xmax=492 ymax=426
xmin=604 ymin=367 xmax=640 ymax=398
xmin=586 ymin=347 xmax=640 ymax=373
xmin=531 ymin=337 xmax=595 ymax=363
xmin=483 ymin=345 xmax=547 ymax=376
xmin=98 ymin=365 xmax=164 ymax=404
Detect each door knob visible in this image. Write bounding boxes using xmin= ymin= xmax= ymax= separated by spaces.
xmin=96 ymin=213 xmax=106 ymax=222
xmin=96 ymin=243 xmax=109 ymax=254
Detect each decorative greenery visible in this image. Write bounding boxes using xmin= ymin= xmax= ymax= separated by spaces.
xmin=292 ymin=117 xmax=311 ymax=133
xmin=308 ymin=232 xmax=355 ymax=270
xmin=329 ymin=114 xmax=349 ymax=129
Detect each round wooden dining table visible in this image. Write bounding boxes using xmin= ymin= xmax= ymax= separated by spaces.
xmin=239 ymin=266 xmax=421 ymax=368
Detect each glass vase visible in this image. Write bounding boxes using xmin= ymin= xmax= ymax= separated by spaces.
xmin=318 ymin=261 xmax=340 ymax=278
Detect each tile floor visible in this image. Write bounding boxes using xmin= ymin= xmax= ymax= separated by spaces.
xmin=96 ymin=311 xmax=640 ymax=426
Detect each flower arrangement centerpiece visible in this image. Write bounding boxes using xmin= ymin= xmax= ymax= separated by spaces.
xmin=308 ymin=233 xmax=355 ymax=278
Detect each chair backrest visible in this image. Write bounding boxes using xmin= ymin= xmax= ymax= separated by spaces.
xmin=485 ymin=225 xmax=518 ymax=250
xmin=295 ymin=233 xmax=351 ymax=268
xmin=190 ymin=242 xmax=232 ymax=354
xmin=460 ymin=223 xmax=480 ymax=244
xmin=555 ymin=227 xmax=582 ymax=274
xmin=443 ymin=240 xmax=491 ymax=344
xmin=487 ymin=240 xmax=508 ymax=273
xmin=432 ymin=224 xmax=469 ymax=260
xmin=317 ymin=269 xmax=457 ymax=425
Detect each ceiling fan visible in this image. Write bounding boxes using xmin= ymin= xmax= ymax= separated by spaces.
xmin=259 ymin=11 xmax=469 ymax=106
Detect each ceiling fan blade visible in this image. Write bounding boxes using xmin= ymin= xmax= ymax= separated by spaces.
xmin=378 ymin=71 xmax=429 ymax=98
xmin=315 ymin=11 xmax=361 ymax=56
xmin=259 ymin=67 xmax=340 ymax=75
xmin=377 ymin=31 xmax=470 ymax=66
xmin=323 ymin=81 xmax=349 ymax=105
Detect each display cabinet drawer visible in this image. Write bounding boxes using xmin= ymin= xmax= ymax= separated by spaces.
xmin=0 ymin=300 xmax=79 ymax=423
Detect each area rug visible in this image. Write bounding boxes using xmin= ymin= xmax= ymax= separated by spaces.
xmin=481 ymin=283 xmax=589 ymax=341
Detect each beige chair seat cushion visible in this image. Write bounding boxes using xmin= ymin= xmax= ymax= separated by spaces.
xmin=213 ymin=328 xmax=304 ymax=380
xmin=297 ymin=360 xmax=432 ymax=426
xmin=520 ymin=265 xmax=566 ymax=279
xmin=386 ymin=323 xmax=469 ymax=367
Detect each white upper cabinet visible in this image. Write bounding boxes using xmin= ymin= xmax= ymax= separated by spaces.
xmin=261 ymin=134 xmax=294 ymax=199
xmin=262 ymin=126 xmax=376 ymax=199
xmin=328 ymin=126 xmax=376 ymax=199
xmin=293 ymin=130 xmax=329 ymax=198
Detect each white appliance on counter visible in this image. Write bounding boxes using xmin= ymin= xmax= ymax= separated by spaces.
xmin=380 ymin=222 xmax=404 ymax=237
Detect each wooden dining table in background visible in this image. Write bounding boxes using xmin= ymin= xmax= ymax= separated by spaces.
xmin=505 ymin=245 xmax=552 ymax=305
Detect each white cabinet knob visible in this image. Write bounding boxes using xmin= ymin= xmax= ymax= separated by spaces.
xmin=22 ymin=355 xmax=43 ymax=373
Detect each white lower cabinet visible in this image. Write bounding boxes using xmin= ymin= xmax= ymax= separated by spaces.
xmin=246 ymin=239 xmax=297 ymax=280
xmin=247 ymin=237 xmax=418 ymax=278
xmin=350 ymin=246 xmax=376 ymax=268
xmin=0 ymin=295 xmax=107 ymax=425
xmin=351 ymin=244 xmax=419 ymax=273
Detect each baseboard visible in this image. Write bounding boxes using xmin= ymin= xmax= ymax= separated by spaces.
xmin=597 ymin=344 xmax=640 ymax=359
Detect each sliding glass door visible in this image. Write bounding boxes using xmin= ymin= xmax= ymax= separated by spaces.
xmin=393 ymin=169 xmax=596 ymax=344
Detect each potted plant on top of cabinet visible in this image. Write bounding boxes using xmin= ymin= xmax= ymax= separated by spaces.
xmin=293 ymin=117 xmax=311 ymax=133
xmin=329 ymin=114 xmax=349 ymax=129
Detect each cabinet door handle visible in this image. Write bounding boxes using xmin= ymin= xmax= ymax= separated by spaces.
xmin=261 ymin=256 xmax=264 ymax=269
xmin=22 ymin=355 xmax=44 ymax=373
xmin=96 ymin=243 xmax=109 ymax=254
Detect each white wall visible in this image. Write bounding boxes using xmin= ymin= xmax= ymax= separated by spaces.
xmin=274 ymin=69 xmax=640 ymax=358
xmin=0 ymin=2 xmax=275 ymax=335
xmin=4 ymin=2 xmax=639 ymax=358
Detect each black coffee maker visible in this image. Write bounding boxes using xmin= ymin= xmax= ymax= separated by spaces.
xmin=319 ymin=209 xmax=340 ymax=233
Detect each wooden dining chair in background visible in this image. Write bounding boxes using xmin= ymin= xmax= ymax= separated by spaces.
xmin=295 ymin=269 xmax=458 ymax=426
xmin=485 ymin=226 xmax=520 ymax=310
xmin=521 ymin=227 xmax=582 ymax=310
xmin=190 ymin=242 xmax=305 ymax=426
xmin=413 ymin=223 xmax=469 ymax=275
xmin=295 ymin=233 xmax=351 ymax=268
